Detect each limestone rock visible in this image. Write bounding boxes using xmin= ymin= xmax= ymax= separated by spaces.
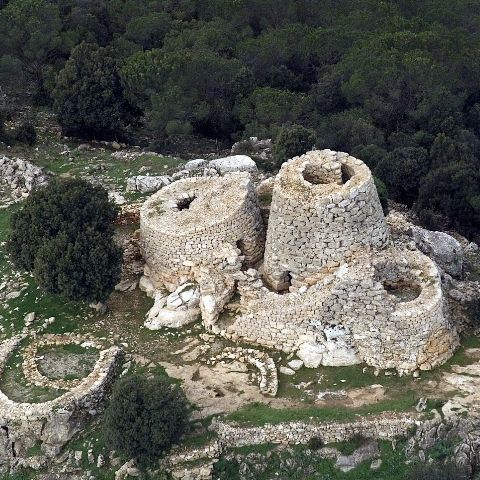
xmin=297 ymin=342 xmax=325 ymax=368
xmin=126 ymin=175 xmax=172 ymax=193
xmin=144 ymin=284 xmax=200 ymax=329
xmin=411 ymin=226 xmax=463 ymax=278
xmin=184 ymin=159 xmax=207 ymax=171
xmin=287 ymin=359 xmax=304 ymax=371
xmin=209 ymin=155 xmax=257 ymax=174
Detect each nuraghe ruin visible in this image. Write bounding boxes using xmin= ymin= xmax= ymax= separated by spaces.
xmin=140 ymin=149 xmax=459 ymax=374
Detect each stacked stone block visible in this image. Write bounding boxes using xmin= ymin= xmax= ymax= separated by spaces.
xmin=140 ymin=173 xmax=265 ymax=290
xmin=263 ymin=150 xmax=389 ymax=290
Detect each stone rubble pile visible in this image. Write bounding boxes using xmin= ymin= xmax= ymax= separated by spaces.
xmin=0 ymin=155 xmax=49 ymax=199
xmin=126 ymin=155 xmax=258 ymax=193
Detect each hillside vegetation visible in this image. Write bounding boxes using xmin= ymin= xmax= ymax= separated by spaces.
xmin=1 ymin=0 xmax=480 ymax=235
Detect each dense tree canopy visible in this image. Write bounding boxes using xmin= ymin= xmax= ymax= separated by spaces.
xmin=2 ymin=0 xmax=480 ymax=234
xmin=7 ymin=178 xmax=122 ymax=302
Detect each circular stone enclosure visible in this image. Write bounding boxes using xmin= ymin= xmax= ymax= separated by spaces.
xmin=263 ymin=149 xmax=390 ymax=290
xmin=140 ymin=173 xmax=265 ymax=290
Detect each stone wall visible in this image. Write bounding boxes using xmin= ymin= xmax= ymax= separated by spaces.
xmin=140 ymin=173 xmax=265 ymax=291
xmin=224 ymin=247 xmax=458 ymax=374
xmin=263 ymin=150 xmax=389 ymax=290
xmin=0 ymin=335 xmax=123 ymax=469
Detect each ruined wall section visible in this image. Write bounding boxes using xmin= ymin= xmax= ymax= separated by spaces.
xmin=263 ymin=150 xmax=389 ymax=290
xmin=226 ymin=247 xmax=458 ymax=373
xmin=140 ymin=173 xmax=265 ymax=291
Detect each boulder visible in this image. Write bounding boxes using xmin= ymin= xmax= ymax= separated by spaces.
xmin=322 ymin=339 xmax=360 ymax=366
xmin=209 ymin=155 xmax=257 ymax=174
xmin=184 ymin=159 xmax=207 ymax=171
xmin=335 ymin=441 xmax=380 ymax=473
xmin=126 ymin=175 xmax=172 ymax=193
xmin=144 ymin=283 xmax=200 ymax=329
xmin=297 ymin=342 xmax=325 ymax=368
xmin=411 ymin=226 xmax=463 ymax=278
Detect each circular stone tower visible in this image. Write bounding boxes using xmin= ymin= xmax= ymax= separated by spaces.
xmin=263 ymin=149 xmax=389 ymax=290
xmin=140 ymin=173 xmax=265 ymax=291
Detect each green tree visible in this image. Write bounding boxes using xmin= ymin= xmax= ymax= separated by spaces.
xmin=7 ymin=178 xmax=121 ymax=302
xmin=376 ymin=146 xmax=429 ymax=205
xmin=0 ymin=0 xmax=65 ymax=102
xmin=103 ymin=374 xmax=189 ymax=467
xmin=273 ymin=124 xmax=316 ymax=168
xmin=416 ymin=163 xmax=480 ymax=235
xmin=53 ymin=42 xmax=136 ymax=139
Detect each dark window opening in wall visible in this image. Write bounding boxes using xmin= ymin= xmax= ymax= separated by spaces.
xmin=177 ymin=196 xmax=196 ymax=211
xmin=341 ymin=164 xmax=352 ymax=184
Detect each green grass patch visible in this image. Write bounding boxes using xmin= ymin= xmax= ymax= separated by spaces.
xmin=226 ymin=390 xmax=418 ymax=426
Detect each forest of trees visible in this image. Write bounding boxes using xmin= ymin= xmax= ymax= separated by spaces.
xmin=1 ymin=0 xmax=480 ymax=236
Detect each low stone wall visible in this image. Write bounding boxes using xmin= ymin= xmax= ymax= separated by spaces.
xmin=0 ymin=335 xmax=123 ymax=467
xmin=213 ymin=413 xmax=418 ymax=448
xmin=263 ymin=150 xmax=389 ymax=290
xmin=163 ymin=413 xmax=419 ymax=469
xmin=140 ymin=173 xmax=265 ymax=291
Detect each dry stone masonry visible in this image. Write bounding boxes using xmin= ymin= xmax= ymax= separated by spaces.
xmin=140 ymin=173 xmax=265 ymax=291
xmin=139 ymin=149 xmax=459 ymax=375
xmin=0 ymin=334 xmax=123 ymax=470
xmin=263 ymin=149 xmax=389 ymax=290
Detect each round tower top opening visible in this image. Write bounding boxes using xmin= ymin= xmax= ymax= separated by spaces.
xmin=140 ymin=173 xmax=254 ymax=235
xmin=277 ymin=149 xmax=373 ymax=200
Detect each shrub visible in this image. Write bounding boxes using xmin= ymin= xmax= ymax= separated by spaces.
xmin=306 ymin=436 xmax=324 ymax=450
xmin=6 ymin=178 xmax=121 ymax=302
xmin=273 ymin=124 xmax=316 ymax=168
xmin=103 ymin=374 xmax=190 ymax=467
xmin=53 ymin=42 xmax=135 ymax=140
xmin=14 ymin=121 xmax=36 ymax=145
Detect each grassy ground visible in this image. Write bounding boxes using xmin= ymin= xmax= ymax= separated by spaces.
xmin=1 ymin=121 xmax=480 ymax=478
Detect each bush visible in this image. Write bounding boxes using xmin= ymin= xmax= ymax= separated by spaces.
xmin=406 ymin=461 xmax=468 ymax=480
xmin=103 ymin=374 xmax=190 ymax=467
xmin=273 ymin=124 xmax=316 ymax=168
xmin=306 ymin=436 xmax=324 ymax=450
xmin=6 ymin=178 xmax=121 ymax=302
xmin=14 ymin=121 xmax=36 ymax=145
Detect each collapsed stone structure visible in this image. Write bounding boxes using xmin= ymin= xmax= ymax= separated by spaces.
xmin=0 ymin=334 xmax=123 ymax=471
xmin=140 ymin=149 xmax=459 ymax=374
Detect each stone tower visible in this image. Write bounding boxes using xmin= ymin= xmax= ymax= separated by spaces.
xmin=263 ymin=149 xmax=389 ymax=290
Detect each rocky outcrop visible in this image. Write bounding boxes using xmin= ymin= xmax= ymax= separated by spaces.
xmin=0 ymin=156 xmax=49 ymax=198
xmin=411 ymin=226 xmax=464 ymax=278
xmin=144 ymin=282 xmax=201 ymax=329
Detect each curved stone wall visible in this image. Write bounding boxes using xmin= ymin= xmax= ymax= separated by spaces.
xmin=140 ymin=173 xmax=265 ymax=290
xmin=263 ymin=149 xmax=389 ymax=290
xmin=0 ymin=335 xmax=123 ymax=467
